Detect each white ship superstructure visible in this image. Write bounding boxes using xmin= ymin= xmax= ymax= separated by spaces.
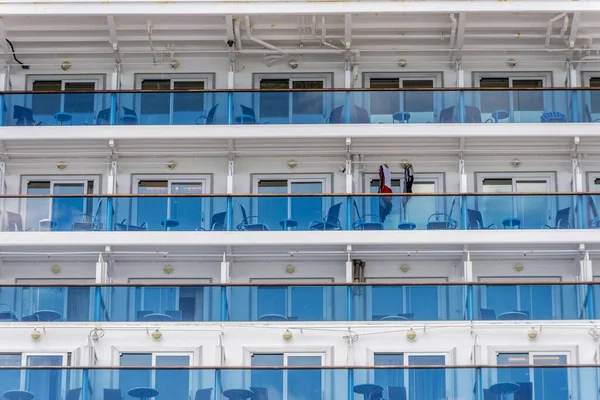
xmin=0 ymin=1 xmax=600 ymax=399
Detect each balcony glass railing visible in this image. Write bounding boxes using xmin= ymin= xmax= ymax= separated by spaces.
xmin=0 ymin=366 xmax=597 ymax=400
xmin=2 ymin=192 xmax=598 ymax=232
xmin=0 ymin=283 xmax=595 ymax=322
xmin=1 ymin=88 xmax=599 ymax=126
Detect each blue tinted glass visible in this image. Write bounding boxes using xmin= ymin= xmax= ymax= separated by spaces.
xmin=407 ymin=356 xmax=445 ymax=400
xmin=372 ymin=287 xmax=403 ymax=320
xmin=251 ymin=354 xmax=283 ymax=400
xmin=533 ymin=355 xmax=568 ymax=400
xmin=26 ymin=356 xmax=63 ymax=400
xmin=156 ymin=356 xmax=190 ymax=400
xmin=25 ymin=183 xmax=50 ymax=231
xmin=66 ymin=287 xmax=91 ymax=321
xmin=520 ymin=285 xmax=553 ymax=319
xmin=137 ymin=182 xmax=168 ymax=230
xmin=51 ymin=183 xmax=87 ymax=231
xmin=0 ymin=355 xmax=20 ymax=397
xmin=291 ymin=182 xmax=323 ymax=230
xmin=120 ymin=353 xmax=152 ymax=400
xmin=170 ymin=183 xmax=203 ymax=230
xmin=288 ymin=356 xmax=322 ymax=400
xmin=408 ymin=286 xmax=438 ymax=320
xmin=257 ymin=287 xmax=286 ymax=318
xmin=484 ymin=286 xmax=517 ymax=318
xmin=374 ymin=354 xmax=404 ymax=398
xmin=291 ymin=287 xmax=324 ymax=321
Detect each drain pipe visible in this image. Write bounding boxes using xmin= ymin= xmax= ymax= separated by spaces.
xmin=233 ymin=19 xmax=243 ymax=51
xmin=245 ymin=15 xmax=283 ymax=53
xmin=320 ymin=17 xmax=345 ymax=51
xmin=449 ymin=13 xmax=457 ymax=49
xmin=546 ymin=13 xmax=568 ymax=48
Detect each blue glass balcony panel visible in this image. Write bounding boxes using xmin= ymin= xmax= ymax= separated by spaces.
xmin=0 ymin=286 xmax=94 ymax=321
xmin=1 ymin=89 xmax=598 ymax=126
xmin=2 ymin=193 xmax=590 ymax=232
xmin=0 ymin=367 xmax=597 ymax=400
xmin=0 ymin=283 xmax=593 ymax=323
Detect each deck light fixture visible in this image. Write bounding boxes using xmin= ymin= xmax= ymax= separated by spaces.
xmin=405 ymin=328 xmax=417 ymax=341
xmin=282 ymin=329 xmax=293 ymax=341
xmin=151 ymin=329 xmax=163 ymax=340
xmin=527 ymin=327 xmax=538 ymax=340
xmin=30 ymin=328 xmax=42 ymax=341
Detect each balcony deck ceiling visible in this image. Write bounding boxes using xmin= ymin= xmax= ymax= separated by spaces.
xmin=1 ymin=10 xmax=600 ymax=65
xmin=0 ymin=130 xmax=595 ymax=159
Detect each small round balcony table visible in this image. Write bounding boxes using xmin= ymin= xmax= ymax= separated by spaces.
xmin=128 ymin=387 xmax=159 ymax=400
xmin=279 ymin=219 xmax=298 ymax=230
xmin=502 ymin=218 xmax=521 ymax=229
xmin=354 ymin=384 xmax=384 ymax=400
xmin=223 ymin=389 xmax=254 ymax=400
xmin=3 ymin=390 xmax=34 ymax=400
xmin=54 ymin=112 xmax=72 ymax=125
xmin=398 ymin=222 xmax=416 ymax=230
xmin=33 ymin=310 xmax=62 ymax=322
xmin=161 ymin=219 xmax=179 ymax=231
xmin=498 ymin=311 xmax=529 ymax=321
xmin=489 ymin=383 xmax=520 ymax=400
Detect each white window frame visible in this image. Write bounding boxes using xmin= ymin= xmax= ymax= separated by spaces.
xmin=243 ymin=347 xmax=331 ymax=400
xmin=363 ymin=72 xmax=443 ymax=121
xmin=475 ymin=172 xmax=557 ymax=226
xmin=134 ymin=74 xmax=214 ymax=124
xmin=19 ymin=175 xmax=100 ymax=231
xmin=491 ymin=349 xmax=574 ymax=400
xmin=128 ymin=278 xmax=212 ymax=322
xmin=116 ymin=351 xmax=196 ymax=399
xmin=478 ymin=276 xmax=562 ymax=319
xmin=25 ymin=75 xmax=105 ymax=120
xmin=253 ymin=73 xmax=333 ymax=122
xmin=586 ymin=172 xmax=600 ymax=191
xmin=251 ymin=174 xmax=332 ymax=221
xmin=18 ymin=353 xmax=70 ymax=395
xmin=249 ymin=278 xmax=334 ymax=320
xmin=367 ymin=350 xmax=455 ymax=399
xmin=131 ymin=174 xmax=212 ymax=228
xmin=364 ymin=277 xmax=448 ymax=321
xmin=473 ymin=72 xmax=553 ymax=122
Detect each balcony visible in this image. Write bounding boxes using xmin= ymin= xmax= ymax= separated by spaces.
xmin=0 ymin=88 xmax=599 ymax=127
xmin=2 ymin=193 xmax=597 ymax=232
xmin=0 ymin=366 xmax=596 ymax=400
xmin=0 ymin=283 xmax=594 ymax=323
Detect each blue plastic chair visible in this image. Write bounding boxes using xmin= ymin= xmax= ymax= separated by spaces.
xmin=540 ymin=111 xmax=567 ymax=123
xmin=237 ymin=205 xmax=268 ymax=231
xmin=309 ymin=203 xmax=342 ymax=230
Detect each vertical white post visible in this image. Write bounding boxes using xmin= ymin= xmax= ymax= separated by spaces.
xmin=456 ymin=63 xmax=465 ymax=88
xmin=459 ymin=158 xmax=467 ymax=193
xmin=110 ymin=67 xmax=119 ymax=90
xmin=463 ymin=252 xmax=473 ymax=282
xmin=572 ymin=157 xmax=583 ymax=192
xmin=228 ymin=59 xmax=235 ymax=89
xmin=0 ymin=161 xmax=5 ymax=196
xmin=227 ymin=160 xmax=234 ymax=194
xmin=580 ymin=250 xmax=593 ymax=282
xmin=107 ymin=160 xmax=118 ymax=195
xmin=344 ymin=61 xmax=351 ymax=89
xmin=95 ymin=253 xmax=107 ymax=284
xmin=345 ymin=158 xmax=352 ymax=193
xmin=221 ymin=257 xmax=230 ymax=283
xmin=0 ymin=71 xmax=7 ymax=91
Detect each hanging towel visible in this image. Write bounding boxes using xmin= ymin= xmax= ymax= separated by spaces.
xmin=378 ymin=164 xmax=393 ymax=222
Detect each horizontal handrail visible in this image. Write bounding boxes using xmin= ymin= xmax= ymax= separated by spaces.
xmin=0 ymin=364 xmax=593 ymax=370
xmin=0 ymin=192 xmax=596 ymax=198
xmin=2 ymin=87 xmax=600 ymax=95
xmin=0 ymin=282 xmax=594 ymax=287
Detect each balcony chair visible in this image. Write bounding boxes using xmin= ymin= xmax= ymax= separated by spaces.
xmin=439 ymin=105 xmax=482 ymax=123
xmin=196 ymin=211 xmax=227 ymax=231
xmin=426 ymin=197 xmax=458 ymax=230
xmin=392 ymin=111 xmax=411 ymax=123
xmin=352 ymin=199 xmax=384 ymax=230
xmin=66 ymin=388 xmax=82 ymax=400
xmin=196 ymin=103 xmax=219 ymax=125
xmin=587 ymin=195 xmax=600 ymax=228
xmin=584 ymin=104 xmax=600 ymax=122
xmin=237 ymin=205 xmax=269 ymax=231
xmin=249 ymin=387 xmax=269 ymax=400
xmin=13 ymin=105 xmax=39 ymax=126
xmin=115 ymin=219 xmax=148 ymax=231
xmin=309 ymin=202 xmax=342 ymax=230
xmin=480 ymin=308 xmax=497 ymax=320
xmin=2 ymin=211 xmax=31 ymax=232
xmin=195 ymin=389 xmax=213 ymax=400
xmin=96 ymin=108 xmax=111 ymax=125
xmin=165 ymin=310 xmax=182 ymax=321
xmin=39 ymin=219 xmax=57 ymax=231
xmin=72 ymin=198 xmax=104 ymax=231
xmin=388 ymin=386 xmax=407 ymax=400
xmin=542 ymin=207 xmax=571 ymax=229
xmin=540 ymin=111 xmax=567 ymax=123
xmin=0 ymin=304 xmax=18 ymax=321
xmin=485 ymin=110 xmax=510 ymax=123
xmin=327 ymin=105 xmax=370 ymax=123
xmin=467 ymin=209 xmax=497 ymax=230
xmin=121 ymin=106 xmax=138 ymax=125
xmin=104 ymin=389 xmax=123 ymax=400
xmin=236 ymin=105 xmax=262 ymax=124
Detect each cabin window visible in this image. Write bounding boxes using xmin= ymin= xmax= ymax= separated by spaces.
xmin=0 ymin=353 xmax=70 ymax=400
